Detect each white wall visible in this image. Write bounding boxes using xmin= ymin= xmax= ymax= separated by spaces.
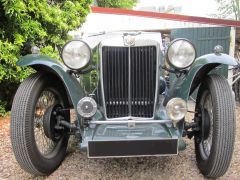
xmin=69 ymin=13 xmax=217 ymax=36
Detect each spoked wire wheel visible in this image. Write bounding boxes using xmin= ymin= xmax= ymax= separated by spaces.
xmin=198 ymin=90 xmax=213 ymax=160
xmin=34 ymin=90 xmax=57 ymax=155
xmin=194 ymin=74 xmax=236 ymax=178
xmin=11 ymin=73 xmax=70 ymax=176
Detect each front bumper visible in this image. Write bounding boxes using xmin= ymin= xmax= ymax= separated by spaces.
xmin=81 ymin=119 xmax=181 ymax=158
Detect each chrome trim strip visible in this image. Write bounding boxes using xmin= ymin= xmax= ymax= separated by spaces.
xmin=128 ymin=46 xmax=131 ymax=116
xmin=90 ymin=120 xmax=172 ymax=124
xmin=98 ymin=116 xmax=152 ymax=121
xmin=88 ymin=154 xmax=178 ymax=158
xmin=99 ymin=43 xmax=107 ymax=116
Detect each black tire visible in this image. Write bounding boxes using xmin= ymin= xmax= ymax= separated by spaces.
xmin=194 ymin=74 xmax=236 ymax=178
xmin=11 ymin=72 xmax=70 ymax=176
xmin=233 ymin=69 xmax=240 ymax=103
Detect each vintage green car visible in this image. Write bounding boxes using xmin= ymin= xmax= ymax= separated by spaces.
xmin=11 ymin=32 xmax=238 ymax=178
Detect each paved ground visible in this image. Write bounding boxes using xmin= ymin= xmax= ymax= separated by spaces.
xmin=0 ymin=103 xmax=239 ymax=179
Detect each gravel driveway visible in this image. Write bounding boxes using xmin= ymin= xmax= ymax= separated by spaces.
xmin=0 ymin=104 xmax=239 ymax=179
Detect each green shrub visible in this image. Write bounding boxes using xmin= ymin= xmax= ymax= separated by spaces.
xmin=0 ymin=0 xmax=92 ymax=116
xmin=97 ymin=0 xmax=137 ymax=9
xmin=0 ymin=100 xmax=7 ymax=117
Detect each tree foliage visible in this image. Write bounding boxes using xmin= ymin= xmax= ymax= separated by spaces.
xmin=96 ymin=0 xmax=137 ymax=9
xmin=216 ymin=0 xmax=240 ymax=20
xmin=0 ymin=0 xmax=92 ymax=116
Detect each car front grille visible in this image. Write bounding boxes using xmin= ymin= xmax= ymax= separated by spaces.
xmin=102 ymin=46 xmax=157 ymax=118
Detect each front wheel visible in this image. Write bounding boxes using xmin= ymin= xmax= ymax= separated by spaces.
xmin=194 ymin=74 xmax=236 ymax=178
xmin=11 ymin=73 xmax=70 ymax=176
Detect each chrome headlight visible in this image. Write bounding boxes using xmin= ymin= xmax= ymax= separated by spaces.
xmin=166 ymin=98 xmax=187 ymax=121
xmin=61 ymin=40 xmax=91 ymax=70
xmin=167 ymin=39 xmax=196 ymax=69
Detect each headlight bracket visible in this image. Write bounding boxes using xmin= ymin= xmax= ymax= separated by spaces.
xmin=161 ymin=65 xmax=188 ymax=77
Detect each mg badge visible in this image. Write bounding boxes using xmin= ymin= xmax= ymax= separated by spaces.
xmin=123 ymin=35 xmax=136 ymax=46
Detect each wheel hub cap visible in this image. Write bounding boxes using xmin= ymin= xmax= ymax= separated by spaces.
xmin=43 ymin=104 xmax=63 ymax=142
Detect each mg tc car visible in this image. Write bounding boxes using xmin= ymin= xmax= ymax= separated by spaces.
xmin=10 ymin=32 xmax=238 ymax=178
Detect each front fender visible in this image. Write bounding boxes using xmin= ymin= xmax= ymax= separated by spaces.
xmin=164 ymin=53 xmax=237 ymax=104
xmin=17 ymin=54 xmax=85 ymax=117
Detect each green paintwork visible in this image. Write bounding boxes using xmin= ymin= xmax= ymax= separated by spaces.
xmin=170 ymin=27 xmax=231 ymax=98
xmin=80 ymin=103 xmax=183 ymax=151
xmin=17 ymin=54 xmax=86 ymax=121
xmin=80 ymin=123 xmax=179 ymax=151
xmin=165 ymin=53 xmax=237 ymax=104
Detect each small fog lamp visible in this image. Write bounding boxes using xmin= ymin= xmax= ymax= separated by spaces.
xmin=166 ymin=98 xmax=187 ymax=121
xmin=77 ymin=97 xmax=97 ymax=118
